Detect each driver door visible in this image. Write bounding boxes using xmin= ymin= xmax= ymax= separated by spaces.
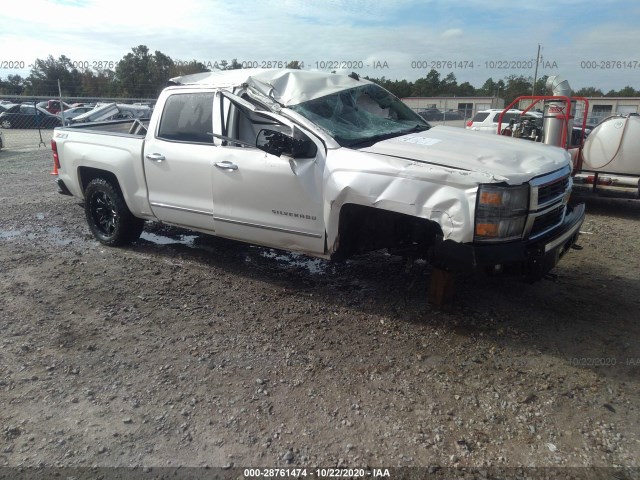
xmin=211 ymin=90 xmax=325 ymax=255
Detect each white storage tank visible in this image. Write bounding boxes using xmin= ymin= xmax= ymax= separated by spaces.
xmin=582 ymin=115 xmax=640 ymax=175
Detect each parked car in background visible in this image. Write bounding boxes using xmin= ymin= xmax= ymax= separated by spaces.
xmin=57 ymin=105 xmax=96 ymax=125
xmin=69 ymin=103 xmax=153 ymax=124
xmin=417 ymin=108 xmax=444 ymax=121
xmin=0 ymin=102 xmax=19 ymax=113
xmin=440 ymin=109 xmax=464 ymax=120
xmin=0 ymin=104 xmax=63 ymax=129
xmin=37 ymin=100 xmax=72 ymax=115
xmin=466 ymin=109 xmax=526 ymax=133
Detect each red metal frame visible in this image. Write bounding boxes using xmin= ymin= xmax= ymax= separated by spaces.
xmin=497 ymin=96 xmax=589 ymax=170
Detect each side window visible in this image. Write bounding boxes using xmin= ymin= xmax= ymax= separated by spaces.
xmin=219 ymin=92 xmax=317 ymax=158
xmin=226 ymin=100 xmax=284 ymax=148
xmin=493 ymin=112 xmax=519 ymax=124
xmin=158 ymin=93 xmax=214 ymax=144
xmin=471 ymin=112 xmax=489 ymax=122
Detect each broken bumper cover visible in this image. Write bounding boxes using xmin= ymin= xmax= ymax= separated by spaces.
xmin=433 ymin=203 xmax=586 ymax=278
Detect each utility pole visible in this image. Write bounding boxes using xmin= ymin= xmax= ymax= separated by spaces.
xmin=532 ymin=44 xmax=541 ymax=96
xmin=58 ymin=79 xmax=66 ymax=126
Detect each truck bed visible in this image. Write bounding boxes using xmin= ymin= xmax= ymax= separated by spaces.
xmin=64 ymin=119 xmax=149 ymax=136
xmin=53 ymin=120 xmax=152 ymax=218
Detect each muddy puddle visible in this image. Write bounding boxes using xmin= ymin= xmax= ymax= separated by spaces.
xmin=139 ymin=228 xmax=330 ymax=275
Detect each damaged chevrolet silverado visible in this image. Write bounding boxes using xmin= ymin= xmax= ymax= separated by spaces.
xmin=52 ymin=69 xmax=584 ymax=286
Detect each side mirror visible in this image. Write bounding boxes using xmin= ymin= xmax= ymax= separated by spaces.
xmin=256 ymin=128 xmax=317 ymax=159
xmin=256 ymin=129 xmax=289 ymax=157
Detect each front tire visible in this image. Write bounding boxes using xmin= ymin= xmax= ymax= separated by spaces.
xmin=84 ymin=178 xmax=144 ymax=246
xmin=1 ymin=119 xmax=12 ymax=129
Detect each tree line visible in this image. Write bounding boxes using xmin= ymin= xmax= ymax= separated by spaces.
xmin=1 ymin=45 xmax=638 ymax=103
xmin=366 ymin=73 xmax=640 ymax=103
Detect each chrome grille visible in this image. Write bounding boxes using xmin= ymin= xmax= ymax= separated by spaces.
xmin=538 ymin=177 xmax=569 ymax=207
xmin=530 ymin=205 xmax=565 ymax=237
xmin=524 ymin=165 xmax=572 ymax=240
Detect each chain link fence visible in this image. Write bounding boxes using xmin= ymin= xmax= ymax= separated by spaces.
xmin=2 ymin=93 xmax=637 ymax=151
xmin=407 ymin=106 xmax=477 ymax=129
xmin=402 ymin=98 xmax=502 ymax=129
xmin=407 ymin=103 xmax=638 ymax=131
xmin=0 ymin=95 xmax=155 ymax=150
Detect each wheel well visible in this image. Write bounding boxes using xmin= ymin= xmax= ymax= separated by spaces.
xmin=332 ymin=204 xmax=444 ymax=260
xmin=78 ymin=167 xmax=122 ymax=196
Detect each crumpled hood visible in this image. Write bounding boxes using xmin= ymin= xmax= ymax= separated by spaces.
xmin=358 ymin=126 xmax=571 ymax=185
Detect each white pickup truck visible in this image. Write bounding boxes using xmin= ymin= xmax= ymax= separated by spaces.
xmin=52 ymin=69 xmax=584 ymax=281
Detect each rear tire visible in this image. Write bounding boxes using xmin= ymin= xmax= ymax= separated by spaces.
xmin=1 ymin=119 xmax=12 ymax=129
xmin=84 ymin=178 xmax=144 ymax=246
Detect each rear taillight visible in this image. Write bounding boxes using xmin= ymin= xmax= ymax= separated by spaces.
xmin=51 ymin=140 xmax=60 ymax=175
xmin=466 ymin=120 xmax=473 ymax=127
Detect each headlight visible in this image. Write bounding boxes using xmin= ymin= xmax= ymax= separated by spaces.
xmin=474 ymin=184 xmax=529 ymax=242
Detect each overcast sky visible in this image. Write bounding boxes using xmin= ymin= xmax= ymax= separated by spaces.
xmin=2 ymin=0 xmax=639 ymax=91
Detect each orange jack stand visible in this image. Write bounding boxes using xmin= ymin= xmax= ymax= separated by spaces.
xmin=428 ymin=267 xmax=455 ymax=307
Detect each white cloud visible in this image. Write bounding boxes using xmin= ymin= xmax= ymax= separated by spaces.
xmin=441 ymin=29 xmax=463 ymax=39
xmin=1 ymin=0 xmax=638 ymax=90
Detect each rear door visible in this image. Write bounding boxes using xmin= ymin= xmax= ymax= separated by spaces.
xmin=143 ymin=91 xmax=217 ymax=232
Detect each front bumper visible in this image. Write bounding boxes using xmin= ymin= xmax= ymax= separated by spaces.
xmin=433 ymin=203 xmax=585 ymax=279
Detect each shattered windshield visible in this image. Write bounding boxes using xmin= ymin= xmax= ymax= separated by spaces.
xmin=288 ymin=84 xmax=430 ymax=147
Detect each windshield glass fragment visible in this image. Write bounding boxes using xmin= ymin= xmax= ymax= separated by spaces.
xmin=289 ymin=84 xmax=430 ymax=147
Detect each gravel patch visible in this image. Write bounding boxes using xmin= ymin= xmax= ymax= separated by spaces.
xmin=0 ymin=148 xmax=638 ymax=472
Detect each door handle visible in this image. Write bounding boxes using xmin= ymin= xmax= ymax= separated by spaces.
xmin=145 ymin=153 xmax=165 ymax=162
xmin=215 ymin=161 xmax=238 ymax=171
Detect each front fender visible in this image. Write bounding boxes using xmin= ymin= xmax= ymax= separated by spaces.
xmin=323 ymin=148 xmax=485 ymax=252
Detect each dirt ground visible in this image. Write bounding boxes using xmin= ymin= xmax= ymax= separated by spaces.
xmin=0 ymin=148 xmax=639 ymax=476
